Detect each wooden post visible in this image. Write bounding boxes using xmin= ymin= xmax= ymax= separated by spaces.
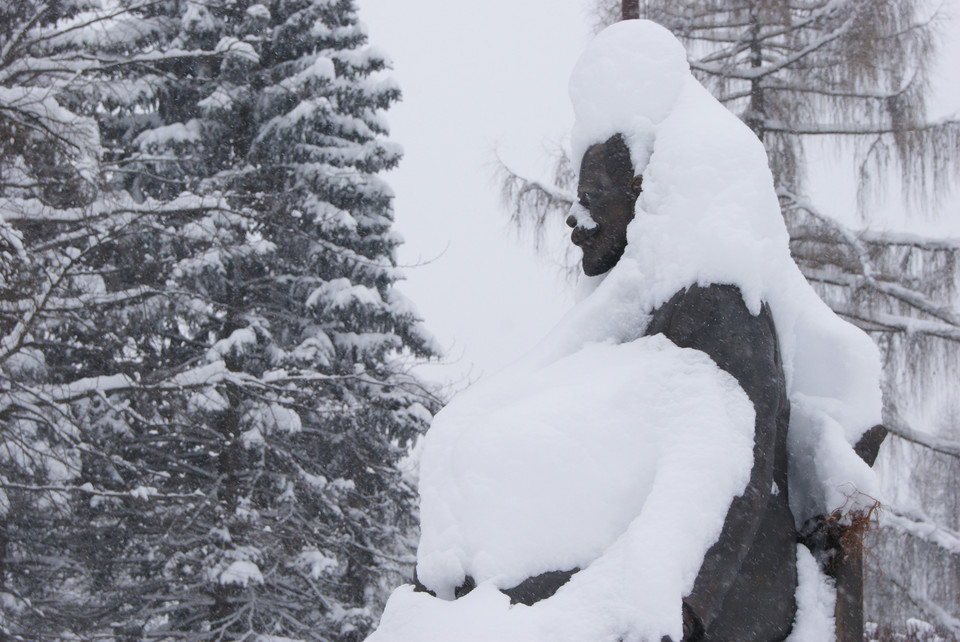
xmin=834 ymin=540 xmax=865 ymax=642
xmin=622 ymin=0 xmax=639 ymax=20
xmin=834 ymin=425 xmax=887 ymax=642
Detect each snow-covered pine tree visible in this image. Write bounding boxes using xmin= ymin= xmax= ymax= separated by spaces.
xmin=501 ymin=1 xmax=960 ymax=635
xmin=2 ymin=1 xmax=437 ymax=638
xmin=0 ymin=2 xmax=141 ymax=635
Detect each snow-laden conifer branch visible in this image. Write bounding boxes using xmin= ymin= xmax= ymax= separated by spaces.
xmin=0 ymin=480 xmax=205 ymax=501
xmin=0 ymin=3 xmax=51 ymax=65
xmin=0 ymin=198 xmax=176 ymax=366
xmin=0 ymin=362 xmax=412 ymax=414
xmin=0 ymin=286 xmax=161 ymax=313
xmin=0 ymin=249 xmax=76 ymax=364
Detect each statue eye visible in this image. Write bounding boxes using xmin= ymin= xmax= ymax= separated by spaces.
xmin=579 ymin=194 xmax=591 ymax=208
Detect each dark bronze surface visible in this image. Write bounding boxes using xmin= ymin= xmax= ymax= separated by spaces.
xmin=568 ymin=134 xmax=641 ymax=276
xmin=647 ymin=285 xmax=796 ymax=641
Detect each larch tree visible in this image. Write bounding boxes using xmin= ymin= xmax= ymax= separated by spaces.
xmin=501 ymin=0 xmax=960 ymax=635
xmin=1 ymin=1 xmax=437 ymax=639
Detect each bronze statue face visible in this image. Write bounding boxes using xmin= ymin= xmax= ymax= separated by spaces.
xmin=567 ymin=134 xmax=642 ymax=276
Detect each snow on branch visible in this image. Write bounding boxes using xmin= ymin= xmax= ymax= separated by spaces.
xmin=802 ymin=273 xmax=960 ymax=342
xmin=0 ymin=362 xmax=414 ymax=421
xmin=883 ymin=416 xmax=960 ymax=460
xmin=754 ymin=79 xmax=922 ymax=102
xmin=0 ymin=363 xmax=249 ymax=409
xmin=782 ymin=191 xmax=876 ymax=274
xmin=832 ymin=307 xmax=960 ymax=344
xmin=782 ymin=192 xmax=960 ymax=343
xmin=1 ymin=47 xmax=239 ymax=87
xmin=0 ymin=480 xmax=205 ymax=501
xmin=857 ymin=229 xmax=960 ymax=252
xmin=0 ymin=247 xmax=75 ymax=364
xmin=764 ymin=118 xmax=960 ymax=137
xmin=3 ymin=192 xmax=233 ymax=221
xmin=690 ymin=13 xmax=856 ymax=80
xmin=883 ymin=506 xmax=960 ymax=555
xmin=0 ymin=286 xmax=162 ymax=313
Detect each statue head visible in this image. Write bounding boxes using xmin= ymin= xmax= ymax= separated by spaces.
xmin=567 ymin=134 xmax=643 ymax=276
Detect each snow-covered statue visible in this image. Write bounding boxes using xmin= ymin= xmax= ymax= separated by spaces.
xmin=566 ymin=130 xmax=797 ymax=641
xmin=369 ymin=20 xmax=883 ymax=642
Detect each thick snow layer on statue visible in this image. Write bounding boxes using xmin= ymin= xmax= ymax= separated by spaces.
xmin=371 ymin=545 xmax=837 ymax=642
xmin=786 ymin=546 xmax=837 ymax=641
xmin=370 ymin=336 xmax=754 ymax=641
xmin=564 ymin=20 xmax=882 ymax=522
xmin=417 ymin=335 xmax=754 ymax=595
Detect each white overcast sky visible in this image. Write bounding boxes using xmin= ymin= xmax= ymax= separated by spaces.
xmin=355 ymin=0 xmax=960 ymax=389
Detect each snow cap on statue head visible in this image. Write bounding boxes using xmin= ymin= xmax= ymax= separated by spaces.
xmin=569 ymin=20 xmax=689 ymax=175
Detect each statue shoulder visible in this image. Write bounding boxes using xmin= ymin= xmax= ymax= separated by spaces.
xmin=645 ymin=283 xmax=783 ymax=408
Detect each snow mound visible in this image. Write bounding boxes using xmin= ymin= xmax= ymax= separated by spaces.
xmin=417 ymin=335 xmax=754 ymax=599
xmin=370 ymin=339 xmax=756 ymax=640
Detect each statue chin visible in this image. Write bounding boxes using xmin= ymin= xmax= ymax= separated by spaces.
xmin=580 ymin=247 xmax=624 ymax=277
xmin=581 ymin=260 xmax=609 ymax=278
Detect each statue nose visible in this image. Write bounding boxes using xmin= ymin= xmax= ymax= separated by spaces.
xmin=567 ymin=202 xmax=597 ymax=231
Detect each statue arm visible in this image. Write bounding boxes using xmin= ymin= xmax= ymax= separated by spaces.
xmin=645 ymin=284 xmax=792 ymax=637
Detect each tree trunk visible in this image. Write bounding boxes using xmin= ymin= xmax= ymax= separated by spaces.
xmin=747 ymin=10 xmax=765 ymax=141
xmin=622 ymin=0 xmax=639 ymax=20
